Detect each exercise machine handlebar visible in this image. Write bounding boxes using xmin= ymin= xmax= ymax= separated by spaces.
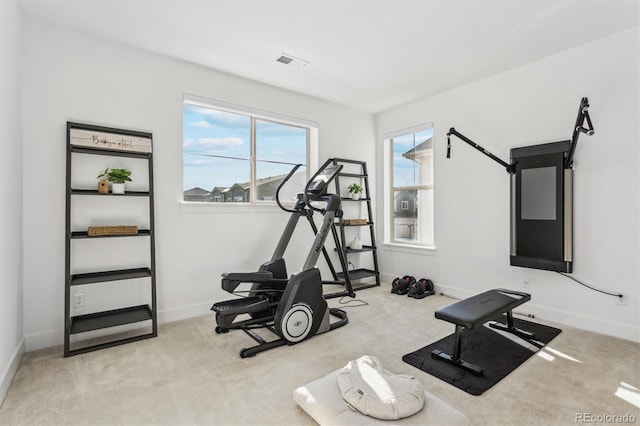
xmin=446 ymin=127 xmax=514 ymax=174
xmin=566 ymin=97 xmax=594 ymax=168
xmin=276 ymin=163 xmax=304 ymax=213
xmin=447 ymin=97 xmax=593 ymax=173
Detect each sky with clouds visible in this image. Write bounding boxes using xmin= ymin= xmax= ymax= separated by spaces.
xmin=183 ymin=102 xmax=430 ymax=193
xmin=392 ymin=127 xmax=432 ymax=187
xmin=183 ymin=103 xmax=307 ymax=191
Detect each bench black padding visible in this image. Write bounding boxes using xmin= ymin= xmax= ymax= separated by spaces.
xmin=432 ymin=289 xmax=534 ymax=376
xmin=435 ymin=289 xmax=530 ymax=329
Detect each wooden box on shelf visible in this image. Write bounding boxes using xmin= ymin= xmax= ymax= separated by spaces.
xmin=87 ymin=225 xmax=138 ymax=237
xmin=344 ymin=218 xmax=367 ymax=225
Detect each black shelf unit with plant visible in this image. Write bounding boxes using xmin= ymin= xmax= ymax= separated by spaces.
xmin=65 ymin=121 xmax=157 ymax=356
xmin=330 ymin=158 xmax=380 ymax=291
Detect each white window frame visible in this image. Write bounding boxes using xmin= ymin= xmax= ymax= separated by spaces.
xmin=182 ymin=94 xmax=317 ymax=209
xmin=383 ymin=123 xmax=435 ymax=251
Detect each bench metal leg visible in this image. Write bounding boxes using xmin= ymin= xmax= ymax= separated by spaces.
xmin=452 ymin=324 xmax=462 ymax=360
xmin=489 ymin=310 xmax=535 ymax=340
xmin=431 ymin=325 xmax=484 ymax=376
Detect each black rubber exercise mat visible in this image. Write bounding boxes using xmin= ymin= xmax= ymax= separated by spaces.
xmin=402 ymin=317 xmax=561 ymax=395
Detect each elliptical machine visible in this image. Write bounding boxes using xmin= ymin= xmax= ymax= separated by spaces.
xmin=211 ymin=161 xmax=350 ymax=358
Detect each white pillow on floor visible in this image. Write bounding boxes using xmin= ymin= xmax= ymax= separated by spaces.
xmin=337 ymin=355 xmax=425 ymax=420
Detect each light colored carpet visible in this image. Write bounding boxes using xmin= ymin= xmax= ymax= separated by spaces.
xmin=1 ymin=285 xmax=639 ymax=425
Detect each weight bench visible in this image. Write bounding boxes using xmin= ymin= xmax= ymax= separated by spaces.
xmin=431 ymin=289 xmax=534 ymax=376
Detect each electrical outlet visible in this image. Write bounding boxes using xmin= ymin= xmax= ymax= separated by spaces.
xmin=615 ymin=293 xmax=628 ymax=306
xmin=73 ymin=293 xmax=85 ymax=308
xmin=522 ymin=276 xmax=530 ymax=288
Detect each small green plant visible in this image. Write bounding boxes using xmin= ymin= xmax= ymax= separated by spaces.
xmin=347 ymin=183 xmax=364 ymax=194
xmin=97 ymin=168 xmax=132 ymax=184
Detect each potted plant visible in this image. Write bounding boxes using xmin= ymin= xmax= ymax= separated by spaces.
xmin=97 ymin=168 xmax=132 ymax=194
xmin=347 ymin=183 xmax=364 ymax=200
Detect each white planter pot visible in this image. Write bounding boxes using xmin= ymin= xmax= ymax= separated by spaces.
xmin=349 ymin=237 xmax=363 ymax=250
xmin=112 ymin=183 xmax=125 ymax=194
xmin=351 ymin=192 xmax=360 ymax=200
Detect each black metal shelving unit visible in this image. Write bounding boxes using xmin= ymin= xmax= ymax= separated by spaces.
xmin=64 ymin=121 xmax=157 ymax=357
xmin=330 ymin=158 xmax=380 ymax=291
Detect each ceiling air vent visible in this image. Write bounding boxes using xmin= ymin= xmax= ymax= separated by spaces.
xmin=276 ymin=53 xmax=309 ymax=69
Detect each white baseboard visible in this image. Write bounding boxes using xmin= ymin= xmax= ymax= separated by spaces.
xmin=24 ymin=328 xmax=63 ymax=352
xmin=0 ymin=338 xmax=24 ymax=408
xmin=24 ymin=302 xmax=214 ymax=352
xmin=157 ymin=301 xmax=212 ymax=324
xmin=24 ymin=283 xmax=639 ymax=352
xmin=519 ymin=302 xmax=640 ymax=343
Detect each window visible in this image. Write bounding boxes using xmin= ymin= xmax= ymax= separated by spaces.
xmin=183 ymin=96 xmax=311 ymax=203
xmin=384 ymin=124 xmax=434 ymax=247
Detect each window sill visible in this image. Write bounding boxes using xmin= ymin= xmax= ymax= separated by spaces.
xmin=382 ymin=243 xmax=437 ymax=256
xmin=180 ymin=201 xmax=284 ymax=214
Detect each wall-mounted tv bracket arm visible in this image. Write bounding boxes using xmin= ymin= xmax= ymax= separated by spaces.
xmin=565 ymin=97 xmax=594 ymax=169
xmin=446 ymin=127 xmax=514 ymax=174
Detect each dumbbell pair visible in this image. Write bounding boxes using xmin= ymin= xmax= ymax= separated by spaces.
xmin=391 ymin=275 xmax=434 ymax=298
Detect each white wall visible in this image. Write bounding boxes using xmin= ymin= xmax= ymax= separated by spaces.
xmin=17 ymin=12 xmax=638 ymax=354
xmin=376 ymin=27 xmax=640 ymax=342
xmin=0 ymin=0 xmax=24 ymax=404
xmin=21 ymin=18 xmax=374 ymax=351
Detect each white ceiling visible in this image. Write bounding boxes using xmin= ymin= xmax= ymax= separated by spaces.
xmin=20 ymin=0 xmax=639 ymax=113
